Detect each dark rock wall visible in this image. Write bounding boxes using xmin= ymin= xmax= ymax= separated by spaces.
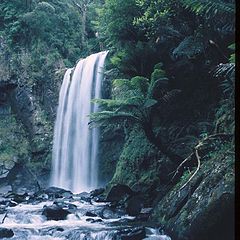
xmin=151 ymin=145 xmax=234 ymax=240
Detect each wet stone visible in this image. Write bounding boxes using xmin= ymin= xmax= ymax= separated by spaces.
xmin=90 ymin=188 xmax=105 ymax=198
xmin=0 ymin=228 xmax=14 ymax=238
xmin=119 ymin=227 xmax=146 ymax=240
xmin=42 ymin=204 xmax=71 ymax=221
xmin=85 ymin=211 xmax=98 ymax=217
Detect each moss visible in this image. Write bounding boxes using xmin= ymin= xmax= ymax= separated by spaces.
xmin=30 ymin=106 xmax=53 ymax=157
xmin=0 ymin=113 xmax=29 ymax=166
xmin=98 ymin=131 xmax=125 ymax=185
xmin=151 ymin=136 xmax=234 ymax=239
xmin=110 ymin=127 xmax=160 ymax=187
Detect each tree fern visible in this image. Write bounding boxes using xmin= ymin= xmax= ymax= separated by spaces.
xmin=180 ymin=0 xmax=235 ymax=19
xmin=89 ymin=63 xmax=182 ymax=162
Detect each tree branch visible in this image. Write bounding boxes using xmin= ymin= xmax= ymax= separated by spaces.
xmin=179 ymin=148 xmax=201 ymax=191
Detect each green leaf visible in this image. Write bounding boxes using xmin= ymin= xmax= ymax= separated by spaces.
xmin=144 ymin=99 xmax=158 ymax=108
xmin=228 ymin=43 xmax=235 ymax=51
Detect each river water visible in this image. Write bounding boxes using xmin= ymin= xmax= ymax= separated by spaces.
xmin=1 ymin=193 xmax=171 ymax=240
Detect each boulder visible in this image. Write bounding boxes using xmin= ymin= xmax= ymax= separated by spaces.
xmin=85 ymin=211 xmax=98 ymax=217
xmin=8 ymin=192 xmax=28 ymax=203
xmin=100 ymin=207 xmax=125 ymax=219
xmin=39 ymin=187 xmax=72 ymax=199
xmin=136 ymin=208 xmax=153 ymax=221
xmin=151 ymin=149 xmax=234 ymax=240
xmin=106 ymin=184 xmax=134 ymax=202
xmin=0 ymin=228 xmax=14 ymax=238
xmin=75 ymin=192 xmax=92 ymax=203
xmin=42 ymin=204 xmax=71 ymax=221
xmin=86 ymin=218 xmax=103 ymax=223
xmin=90 ymin=188 xmax=105 ymax=197
xmin=126 ymin=195 xmax=144 ymax=216
xmin=119 ymin=227 xmax=146 ymax=240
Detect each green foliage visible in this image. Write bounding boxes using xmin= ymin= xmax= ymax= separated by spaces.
xmin=90 ymin=63 xmax=182 ymax=159
xmin=0 ymin=0 xmax=95 ymax=105
xmin=180 ymin=0 xmax=235 ymax=18
xmin=134 ymin=0 xmax=177 ymax=39
xmin=90 ymin=63 xmax=167 ymax=128
xmin=228 ymin=43 xmax=235 ymax=63
xmin=97 ymin=0 xmax=140 ymax=48
xmin=97 ymin=0 xmax=161 ymax=77
xmin=214 ymin=63 xmax=235 ymax=134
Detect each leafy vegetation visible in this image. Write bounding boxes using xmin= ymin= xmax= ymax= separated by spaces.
xmin=90 ymin=63 xmax=182 ymax=162
xmin=0 ymin=0 xmax=235 ymax=195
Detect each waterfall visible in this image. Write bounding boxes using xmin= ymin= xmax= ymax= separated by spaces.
xmin=51 ymin=51 xmax=108 ymax=193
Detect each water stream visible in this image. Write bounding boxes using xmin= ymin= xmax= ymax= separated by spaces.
xmin=1 ymin=195 xmax=171 ymax=240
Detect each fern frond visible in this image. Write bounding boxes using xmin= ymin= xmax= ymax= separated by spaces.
xmin=213 ymin=63 xmax=235 ymax=78
xmin=158 ymin=89 xmax=181 ymax=105
xmin=147 ymin=77 xmax=169 ymax=99
xmin=181 ymin=0 xmax=235 ymax=18
xmin=89 ymin=111 xmax=141 ymax=128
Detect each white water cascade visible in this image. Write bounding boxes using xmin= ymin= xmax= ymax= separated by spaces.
xmin=51 ymin=51 xmax=108 ymax=193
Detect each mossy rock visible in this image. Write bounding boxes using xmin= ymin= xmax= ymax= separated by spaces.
xmin=151 ymin=144 xmax=234 ymax=240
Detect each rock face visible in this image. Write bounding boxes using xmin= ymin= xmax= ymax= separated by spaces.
xmin=151 ymin=149 xmax=234 ymax=240
xmin=0 ymin=64 xmax=62 ymax=193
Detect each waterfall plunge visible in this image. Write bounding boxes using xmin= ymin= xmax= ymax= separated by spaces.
xmin=51 ymin=51 xmax=108 ymax=193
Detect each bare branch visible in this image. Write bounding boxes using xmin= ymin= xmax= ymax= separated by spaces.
xmin=179 ymin=149 xmax=201 ymax=191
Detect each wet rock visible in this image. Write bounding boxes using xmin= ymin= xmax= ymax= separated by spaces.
xmin=42 ymin=204 xmax=71 ymax=220
xmin=42 ymin=187 xmax=72 ymax=199
xmin=0 ymin=228 xmax=14 ymax=238
xmin=86 ymin=218 xmax=103 ymax=223
xmin=0 ymin=199 xmax=18 ymax=207
xmin=0 ymin=207 xmax=6 ymax=214
xmin=35 ymin=193 xmax=49 ymax=201
xmin=67 ymin=203 xmax=77 ymax=213
xmin=106 ymin=184 xmax=134 ymax=202
xmin=119 ymin=227 xmax=146 ymax=240
xmin=100 ymin=207 xmax=125 ymax=219
xmin=56 ymin=227 xmax=64 ymax=232
xmin=126 ymin=195 xmax=144 ymax=216
xmin=151 ymin=150 xmax=234 ymax=240
xmin=136 ymin=208 xmax=153 ymax=221
xmin=90 ymin=188 xmax=105 ymax=197
xmin=3 ymin=192 xmax=29 ymax=203
xmin=76 ymin=192 xmax=92 ymax=203
xmin=94 ymin=195 xmax=106 ymax=202
xmin=85 ymin=211 xmax=98 ymax=217
xmin=12 ymin=193 xmax=28 ymax=203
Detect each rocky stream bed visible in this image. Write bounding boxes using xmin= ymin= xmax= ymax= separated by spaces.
xmin=0 ymin=186 xmax=171 ymax=240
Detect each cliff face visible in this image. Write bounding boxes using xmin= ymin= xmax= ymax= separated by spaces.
xmin=0 ymin=66 xmax=63 ymax=192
